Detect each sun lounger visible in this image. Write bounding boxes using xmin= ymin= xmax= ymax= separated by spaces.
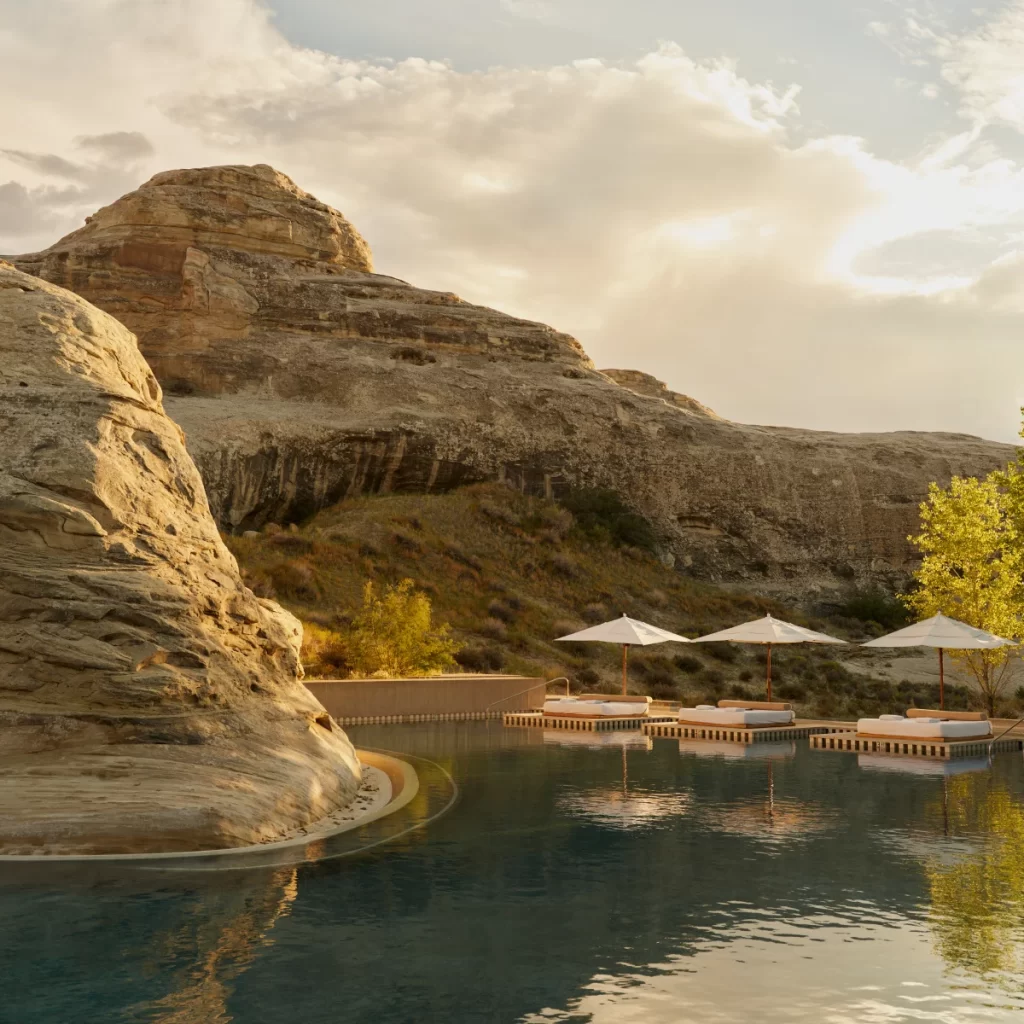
xmin=542 ymin=694 xmax=652 ymax=718
xmin=676 ymin=699 xmax=795 ymax=728
xmin=855 ymin=709 xmax=992 ymax=741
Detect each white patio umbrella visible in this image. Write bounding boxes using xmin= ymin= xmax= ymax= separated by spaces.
xmin=693 ymin=614 xmax=847 ymax=701
xmin=861 ymin=612 xmax=1013 ymax=709
xmin=554 ymin=614 xmax=690 ymax=694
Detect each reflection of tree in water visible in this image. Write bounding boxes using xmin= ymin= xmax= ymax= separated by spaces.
xmin=923 ymin=775 xmax=1024 ymax=988
xmin=125 ymin=867 xmax=299 ymax=1023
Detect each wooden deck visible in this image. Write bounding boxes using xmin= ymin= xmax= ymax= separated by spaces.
xmin=810 ymin=731 xmax=1024 ymax=760
xmin=642 ymin=719 xmax=849 ymax=744
xmin=502 ymin=712 xmax=676 ymax=732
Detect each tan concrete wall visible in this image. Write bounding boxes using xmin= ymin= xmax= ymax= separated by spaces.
xmin=305 ymin=674 xmax=546 ymax=721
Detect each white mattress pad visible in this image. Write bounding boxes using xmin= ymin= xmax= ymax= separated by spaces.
xmin=676 ymin=707 xmax=795 ymax=728
xmin=543 ymin=698 xmax=648 ymax=717
xmin=855 ymin=717 xmax=992 ymax=740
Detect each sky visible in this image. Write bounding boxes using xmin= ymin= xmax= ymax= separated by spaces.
xmin=3 ymin=0 xmax=1024 ymax=441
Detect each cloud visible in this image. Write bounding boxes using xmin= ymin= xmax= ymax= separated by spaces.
xmin=2 ymin=0 xmax=1024 ymax=440
xmin=499 ymin=0 xmax=557 ymax=22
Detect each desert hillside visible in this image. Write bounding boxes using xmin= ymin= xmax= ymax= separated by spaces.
xmin=10 ymin=163 xmax=1014 ymax=601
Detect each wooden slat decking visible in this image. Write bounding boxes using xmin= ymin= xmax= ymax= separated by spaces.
xmin=642 ymin=720 xmax=848 ymax=744
xmin=502 ymin=712 xmax=676 ymax=732
xmin=810 ymin=731 xmax=1024 ymax=760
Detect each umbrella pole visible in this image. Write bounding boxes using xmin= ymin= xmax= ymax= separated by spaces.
xmin=766 ymin=643 xmax=772 ymax=702
xmin=938 ymin=648 xmax=944 ymax=710
xmin=622 ymin=644 xmax=628 ymax=695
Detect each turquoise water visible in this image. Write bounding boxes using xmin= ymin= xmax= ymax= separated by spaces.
xmin=4 ymin=721 xmax=1024 ymax=1023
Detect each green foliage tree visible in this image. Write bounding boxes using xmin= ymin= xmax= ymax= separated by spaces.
xmin=346 ymin=578 xmax=462 ymax=678
xmin=905 ymin=475 xmax=1024 ymax=715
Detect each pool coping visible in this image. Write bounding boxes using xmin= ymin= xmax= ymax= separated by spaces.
xmin=0 ymin=749 xmax=419 ymax=864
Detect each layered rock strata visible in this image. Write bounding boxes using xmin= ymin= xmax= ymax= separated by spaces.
xmin=11 ymin=164 xmax=1014 ymax=598
xmin=0 ymin=261 xmax=360 ymax=855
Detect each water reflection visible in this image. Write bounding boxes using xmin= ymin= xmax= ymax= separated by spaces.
xmin=4 ymin=723 xmax=1024 ymax=1023
xmin=920 ymin=774 xmax=1024 ymax=992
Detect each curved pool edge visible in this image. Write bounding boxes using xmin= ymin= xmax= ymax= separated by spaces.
xmin=0 ymin=749 xmax=421 ymax=865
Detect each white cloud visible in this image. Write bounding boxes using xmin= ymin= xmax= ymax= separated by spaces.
xmin=2 ymin=0 xmax=1024 ymax=440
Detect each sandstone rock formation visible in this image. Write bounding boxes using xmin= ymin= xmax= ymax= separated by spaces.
xmin=11 ymin=164 xmax=1015 ymax=599
xmin=0 ymin=261 xmax=360 ymax=855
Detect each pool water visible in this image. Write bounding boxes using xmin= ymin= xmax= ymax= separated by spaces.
xmin=4 ymin=721 xmax=1024 ymax=1023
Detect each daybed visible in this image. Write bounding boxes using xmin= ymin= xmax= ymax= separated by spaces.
xmin=676 ymin=699 xmax=795 ymax=728
xmin=855 ymin=709 xmax=992 ymax=741
xmin=542 ymin=694 xmax=653 ymax=719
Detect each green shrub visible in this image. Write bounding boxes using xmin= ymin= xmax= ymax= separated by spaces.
xmin=838 ymin=588 xmax=911 ymax=630
xmin=705 ymin=642 xmax=737 ymax=663
xmin=346 ymin=579 xmax=461 ymax=677
xmin=674 ymin=654 xmax=702 ymax=674
xmin=559 ymin=489 xmax=659 ymax=552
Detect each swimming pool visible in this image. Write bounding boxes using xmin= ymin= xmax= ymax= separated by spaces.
xmin=3 ymin=721 xmax=1024 ymax=1023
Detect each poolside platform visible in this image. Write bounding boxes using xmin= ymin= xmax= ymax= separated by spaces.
xmin=643 ymin=719 xmax=849 ymax=744
xmin=503 ymin=712 xmax=676 ymax=732
xmin=810 ymin=731 xmax=1024 ymax=760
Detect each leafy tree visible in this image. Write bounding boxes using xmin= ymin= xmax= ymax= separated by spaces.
xmin=905 ymin=475 xmax=1024 ymax=715
xmin=346 ymin=578 xmax=462 ymax=678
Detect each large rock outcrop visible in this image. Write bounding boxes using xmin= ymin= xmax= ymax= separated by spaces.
xmin=0 ymin=261 xmax=360 ymax=855
xmin=11 ymin=164 xmax=1015 ymax=599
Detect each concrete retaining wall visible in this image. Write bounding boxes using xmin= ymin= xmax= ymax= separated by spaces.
xmin=305 ymin=674 xmax=546 ymax=724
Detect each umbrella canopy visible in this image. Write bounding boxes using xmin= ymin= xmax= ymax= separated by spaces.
xmin=555 ymin=614 xmax=690 ymax=694
xmin=695 ymin=614 xmax=845 ymax=645
xmin=693 ymin=614 xmax=847 ymax=701
xmin=555 ymin=615 xmax=690 ymax=646
xmin=861 ymin=613 xmax=1011 ymax=650
xmin=861 ymin=612 xmax=1013 ymax=709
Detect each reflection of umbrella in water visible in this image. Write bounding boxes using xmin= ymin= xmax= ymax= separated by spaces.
xmin=554 ymin=614 xmax=690 ymax=694
xmin=702 ymin=761 xmax=837 ymax=844
xmin=862 ymin=612 xmax=1013 ymax=709
xmin=556 ymin=787 xmax=693 ymax=830
xmin=693 ymin=615 xmax=846 ymax=701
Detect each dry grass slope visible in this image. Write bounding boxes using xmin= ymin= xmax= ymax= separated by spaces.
xmin=227 ymin=483 xmax=1006 ymax=719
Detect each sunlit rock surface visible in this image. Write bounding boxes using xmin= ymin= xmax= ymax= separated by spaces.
xmin=0 ymin=261 xmax=360 ymax=855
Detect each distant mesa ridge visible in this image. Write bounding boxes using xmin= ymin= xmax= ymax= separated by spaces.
xmin=9 ymin=163 xmax=1014 ymax=598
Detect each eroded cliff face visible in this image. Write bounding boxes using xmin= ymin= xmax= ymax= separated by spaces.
xmin=0 ymin=261 xmax=360 ymax=855
xmin=11 ymin=164 xmax=1015 ymax=599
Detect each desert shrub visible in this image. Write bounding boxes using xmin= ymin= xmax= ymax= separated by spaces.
xmin=390 ymin=345 xmax=436 ymax=365
xmin=358 ymin=540 xmax=380 ymax=558
xmin=838 ymin=588 xmax=911 ymax=630
xmin=648 ymin=588 xmax=669 ymax=608
xmin=480 ymin=617 xmax=508 ymax=640
xmin=505 ymin=594 xmax=523 ymax=611
xmin=443 ymin=543 xmax=482 ymax=570
xmin=582 ymin=602 xmax=608 ymax=624
xmin=576 ymin=667 xmax=600 ymax=686
xmin=488 ymin=600 xmax=516 ymax=623
xmin=269 ymin=533 xmax=314 ymax=553
xmin=456 ymin=645 xmax=505 ymax=672
xmin=391 ymin=530 xmax=422 ymax=554
xmin=674 ymin=654 xmax=703 ymax=674
xmin=775 ymin=680 xmax=808 ymax=701
xmin=480 ymin=501 xmax=519 ymax=527
xmin=345 ymin=579 xmax=461 ymax=677
xmin=738 ymin=669 xmax=752 ymax=682
xmin=702 ymin=667 xmax=725 ymax=686
xmin=728 ymin=683 xmax=751 ymax=699
xmin=648 ymin=679 xmax=679 ymax=701
xmin=559 ymin=488 xmax=658 ymax=552
xmin=268 ymin=560 xmax=319 ymax=601
xmin=705 ymin=642 xmax=737 ymax=663
xmin=301 ymin=623 xmax=350 ymax=678
xmin=550 ymin=553 xmax=577 ymax=578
